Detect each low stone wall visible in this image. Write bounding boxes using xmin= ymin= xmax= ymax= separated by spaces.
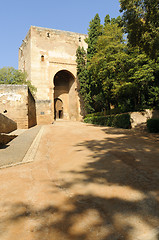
xmin=0 ymin=113 xmax=17 ymax=133
xmin=130 ymin=109 xmax=159 ymax=128
xmin=0 ymin=85 xmax=37 ymax=129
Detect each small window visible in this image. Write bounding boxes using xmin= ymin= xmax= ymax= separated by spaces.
xmin=79 ymin=37 xmax=81 ymax=42
xmin=47 ymin=32 xmax=50 ymax=38
xmin=41 ymin=55 xmax=44 ymax=61
xmin=40 ymin=112 xmax=45 ymax=115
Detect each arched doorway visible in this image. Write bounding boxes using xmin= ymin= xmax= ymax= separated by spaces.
xmin=54 ymin=98 xmax=63 ymax=119
xmin=53 ymin=70 xmax=78 ymax=120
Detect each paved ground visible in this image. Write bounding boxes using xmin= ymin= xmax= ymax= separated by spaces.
xmin=0 ymin=121 xmax=159 ymax=240
xmin=0 ymin=125 xmax=42 ymax=168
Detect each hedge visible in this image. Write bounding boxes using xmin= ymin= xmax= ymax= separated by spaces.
xmin=147 ymin=118 xmax=159 ymax=133
xmin=84 ymin=113 xmax=131 ymax=129
xmin=85 ymin=108 xmax=123 ymax=118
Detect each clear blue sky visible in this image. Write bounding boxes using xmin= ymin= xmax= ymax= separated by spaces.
xmin=0 ymin=0 xmax=121 ymax=69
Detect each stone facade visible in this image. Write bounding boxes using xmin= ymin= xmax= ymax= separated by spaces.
xmin=0 ymin=85 xmax=37 ymax=129
xmin=19 ymin=26 xmax=87 ymax=124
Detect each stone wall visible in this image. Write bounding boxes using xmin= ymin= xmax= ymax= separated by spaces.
xmin=0 ymin=113 xmax=17 ymax=133
xmin=130 ymin=109 xmax=159 ymax=128
xmin=0 ymin=85 xmax=37 ymax=129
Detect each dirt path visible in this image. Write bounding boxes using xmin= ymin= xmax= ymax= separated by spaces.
xmin=0 ymin=121 xmax=159 ymax=240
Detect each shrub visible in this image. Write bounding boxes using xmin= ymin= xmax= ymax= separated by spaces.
xmin=84 ymin=113 xmax=131 ymax=129
xmin=85 ymin=108 xmax=123 ymax=119
xmin=147 ymin=118 xmax=159 ymax=133
xmin=85 ymin=112 xmax=104 ymax=118
xmin=112 ymin=114 xmax=131 ymax=129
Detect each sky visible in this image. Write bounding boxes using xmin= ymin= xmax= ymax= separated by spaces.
xmin=0 ymin=0 xmax=121 ymax=69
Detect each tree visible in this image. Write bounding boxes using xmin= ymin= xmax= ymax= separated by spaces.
xmin=76 ymin=47 xmax=92 ymax=113
xmin=77 ymin=13 xmax=159 ymax=114
xmin=85 ymin=14 xmax=103 ymax=112
xmin=89 ymin=20 xmax=157 ymax=112
xmin=120 ymin=0 xmax=159 ymax=60
xmin=0 ymin=67 xmax=36 ymax=95
xmin=104 ymin=14 xmax=110 ymax=26
xmin=86 ymin=13 xmax=103 ymax=62
xmin=116 ymin=47 xmax=156 ymax=111
xmin=89 ymin=21 xmax=127 ymax=111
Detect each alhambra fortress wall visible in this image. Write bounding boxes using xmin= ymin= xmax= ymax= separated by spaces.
xmin=0 ymin=85 xmax=36 ymax=129
xmin=19 ymin=26 xmax=87 ymax=124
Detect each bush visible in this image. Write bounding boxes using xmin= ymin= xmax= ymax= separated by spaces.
xmin=85 ymin=112 xmax=105 ymax=118
xmin=85 ymin=108 xmax=123 ymax=119
xmin=84 ymin=113 xmax=131 ymax=129
xmin=147 ymin=118 xmax=159 ymax=133
xmin=112 ymin=114 xmax=131 ymax=129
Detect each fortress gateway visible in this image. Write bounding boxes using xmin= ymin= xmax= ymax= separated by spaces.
xmin=19 ymin=26 xmax=87 ymax=124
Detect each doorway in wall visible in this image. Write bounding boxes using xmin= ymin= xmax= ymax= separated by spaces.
xmin=53 ymin=70 xmax=77 ymax=120
xmin=54 ymin=98 xmax=63 ymax=119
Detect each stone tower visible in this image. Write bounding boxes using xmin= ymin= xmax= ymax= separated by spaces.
xmin=19 ymin=26 xmax=87 ymax=124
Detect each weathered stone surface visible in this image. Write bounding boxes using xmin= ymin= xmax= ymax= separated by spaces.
xmin=19 ymin=26 xmax=87 ymax=124
xmin=0 ymin=113 xmax=17 ymax=133
xmin=0 ymin=85 xmax=37 ymax=129
xmin=130 ymin=109 xmax=159 ymax=128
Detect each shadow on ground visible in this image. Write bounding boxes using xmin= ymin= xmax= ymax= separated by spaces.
xmin=1 ymin=127 xmax=159 ymax=240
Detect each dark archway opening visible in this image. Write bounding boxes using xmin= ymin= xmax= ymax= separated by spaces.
xmin=53 ymin=70 xmax=76 ymax=120
xmin=54 ymin=98 xmax=63 ymax=120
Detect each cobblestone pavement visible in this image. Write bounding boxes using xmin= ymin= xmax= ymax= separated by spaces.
xmin=0 ymin=121 xmax=159 ymax=240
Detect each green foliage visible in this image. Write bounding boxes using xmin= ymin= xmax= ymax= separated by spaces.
xmin=111 ymin=113 xmax=131 ymax=129
xmin=76 ymin=47 xmax=86 ymax=76
xmin=89 ymin=21 xmax=127 ymax=111
xmin=76 ymin=14 xmax=104 ymax=114
xmin=85 ymin=108 xmax=124 ymax=118
xmin=115 ymin=47 xmax=156 ymax=111
xmin=84 ymin=113 xmax=131 ymax=129
xmin=0 ymin=67 xmax=36 ymax=96
xmin=147 ymin=118 xmax=159 ymax=132
xmin=0 ymin=67 xmax=27 ymax=84
xmin=86 ymin=14 xmax=104 ymax=113
xmin=84 ymin=115 xmax=113 ymax=126
xmin=76 ymin=47 xmax=92 ymax=113
xmin=104 ymin=14 xmax=110 ymax=26
xmin=119 ymin=0 xmax=159 ymax=60
xmin=86 ymin=13 xmax=103 ymax=61
xmin=76 ymin=12 xmax=159 ymax=116
xmin=85 ymin=112 xmax=105 ymax=118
